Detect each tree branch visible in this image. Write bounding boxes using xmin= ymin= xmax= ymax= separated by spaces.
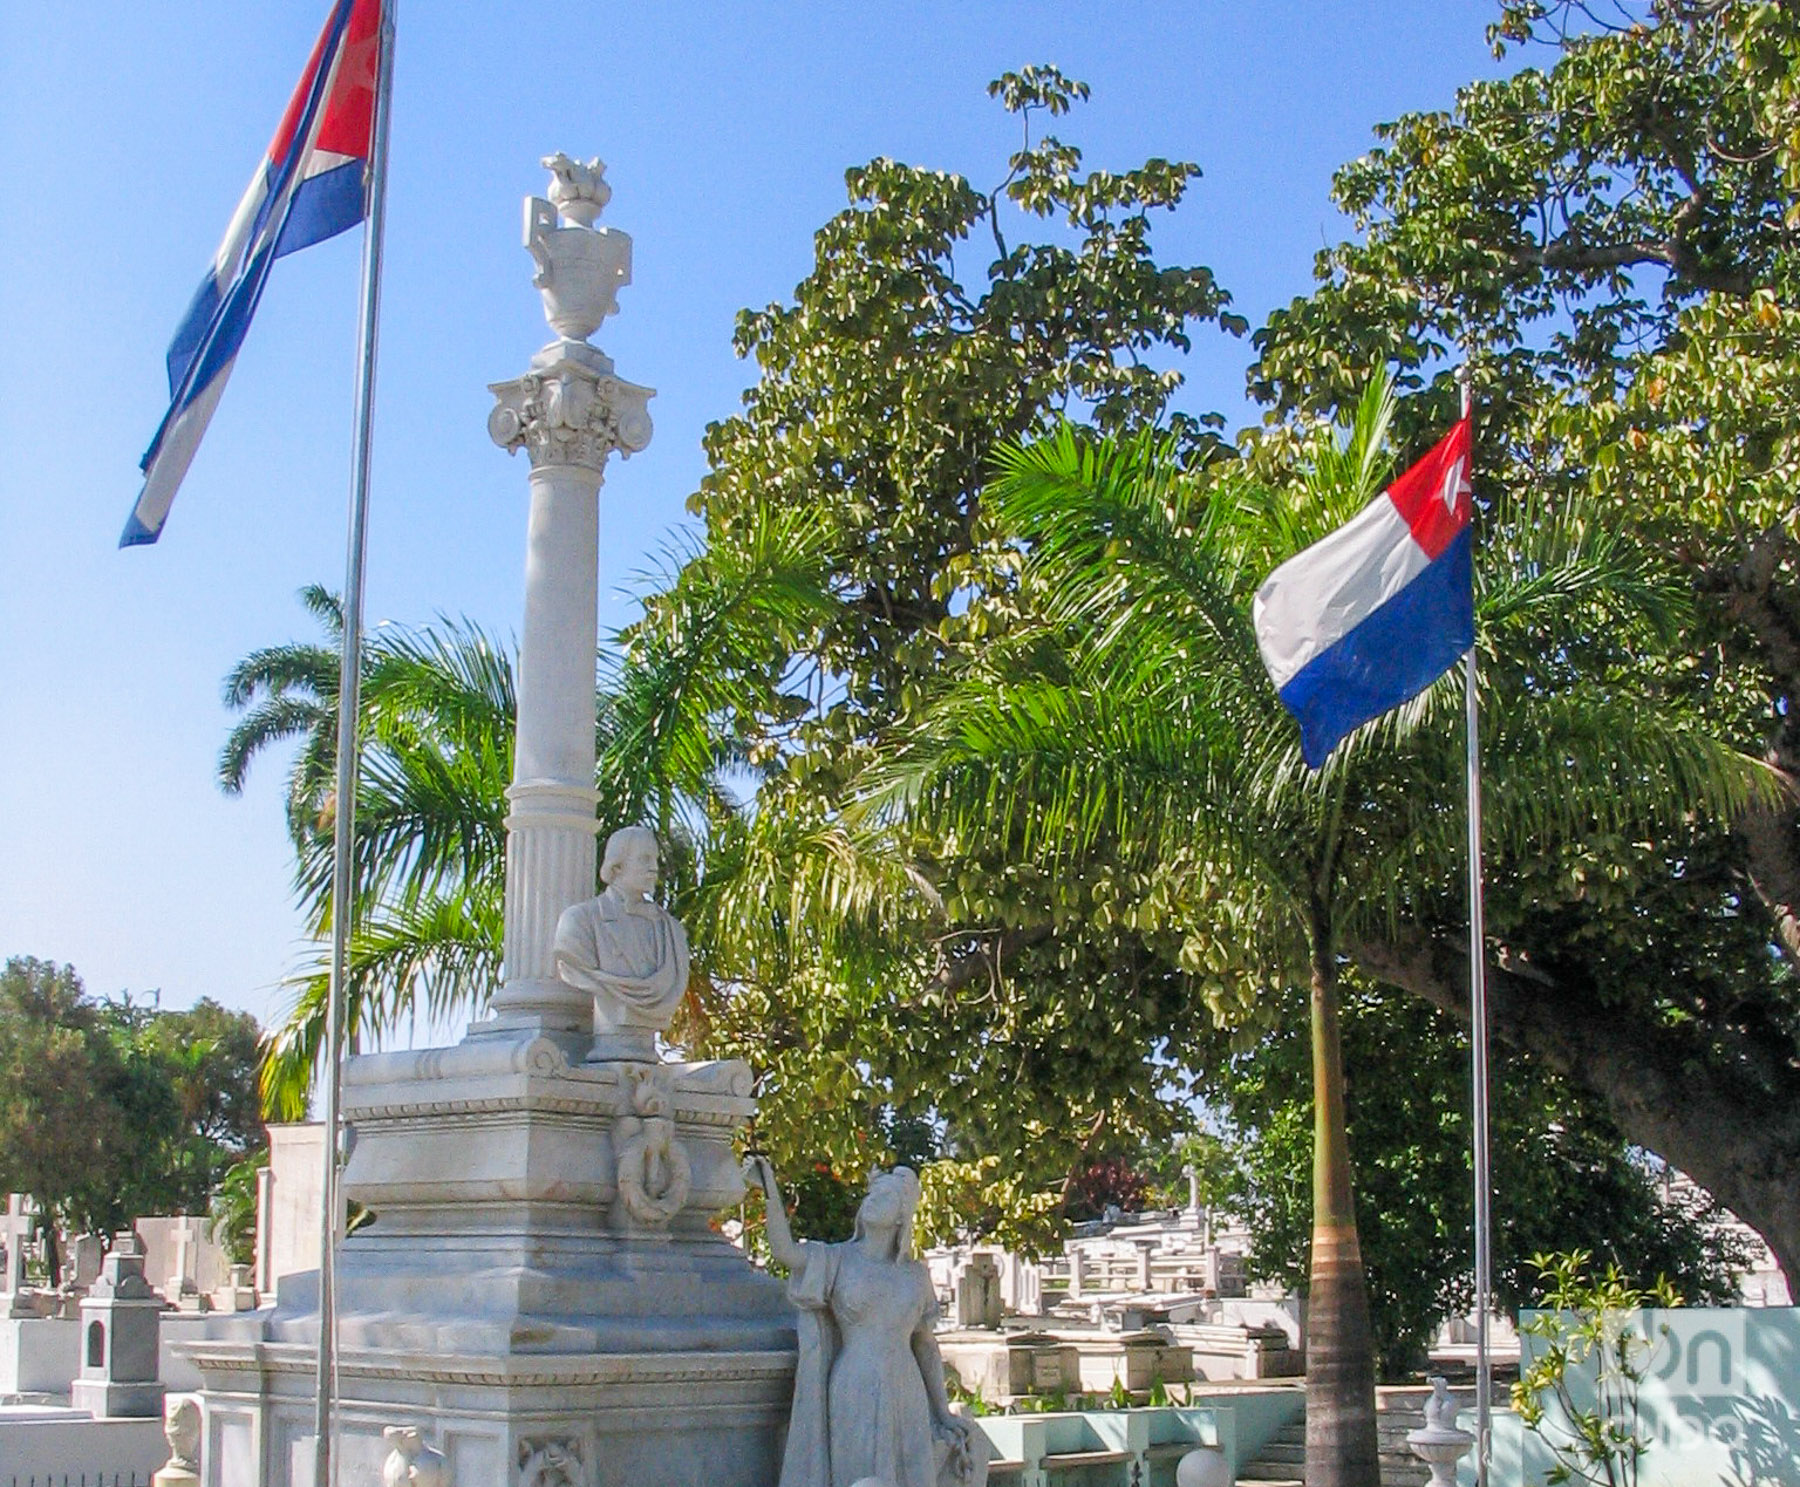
xmin=1348 ymin=927 xmax=1800 ymax=1280
xmin=1701 ymin=524 xmax=1800 ymax=704
xmin=1527 ymin=235 xmax=1755 ymax=297
xmin=926 ymin=923 xmax=1054 ymax=996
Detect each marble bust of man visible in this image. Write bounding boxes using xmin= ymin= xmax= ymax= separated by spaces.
xmin=554 ymin=826 xmax=690 ymax=1062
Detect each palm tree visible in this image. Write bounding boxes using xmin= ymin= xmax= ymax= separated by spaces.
xmin=227 ymin=507 xmax=879 ymax=1117
xmin=231 ymin=608 xmax=515 ymax=1116
xmin=865 ymin=380 xmax=1763 ymax=1487
xmin=218 ymin=584 xmax=344 ymax=845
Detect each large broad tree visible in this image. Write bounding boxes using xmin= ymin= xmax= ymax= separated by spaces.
xmin=1247 ymin=0 xmax=1800 ymax=1277
xmin=1196 ymin=979 xmax=1751 ymax=1378
xmin=0 ymin=958 xmax=263 ymax=1241
xmin=874 ymin=396 xmax=1755 ymax=1487
xmin=109 ymin=994 xmax=266 ymax=1213
xmin=0 ymin=958 xmax=161 ymax=1239
xmin=658 ymin=63 xmax=1250 ymax=1229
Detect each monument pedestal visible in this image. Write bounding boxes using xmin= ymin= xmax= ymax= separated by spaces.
xmin=183 ymin=1037 xmax=796 ymax=1486
xmin=180 ymin=154 xmax=792 ymax=1487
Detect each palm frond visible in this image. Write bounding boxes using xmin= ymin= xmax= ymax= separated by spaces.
xmin=260 ymin=883 xmax=502 ymax=1120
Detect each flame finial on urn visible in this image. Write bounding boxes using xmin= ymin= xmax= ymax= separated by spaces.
xmin=543 ymin=152 xmax=611 ymax=227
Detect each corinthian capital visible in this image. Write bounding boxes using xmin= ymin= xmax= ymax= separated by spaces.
xmin=488 ymin=356 xmax=654 ymax=473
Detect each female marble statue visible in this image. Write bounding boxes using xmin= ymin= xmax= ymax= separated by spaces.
xmin=743 ymin=1156 xmax=987 ymax=1487
xmin=553 ymin=826 xmax=689 ymax=1061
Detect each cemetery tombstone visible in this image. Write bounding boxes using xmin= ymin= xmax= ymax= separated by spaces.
xmin=1003 ymin=1252 xmax=1042 ymax=1317
xmin=70 ymin=1230 xmax=166 ymax=1419
xmin=68 ymin=1233 xmax=105 ymax=1293
xmin=138 ymin=1216 xmax=228 ymax=1310
xmin=956 ymin=1254 xmax=1004 ymax=1330
xmin=1 ymin=1196 xmax=32 ymax=1314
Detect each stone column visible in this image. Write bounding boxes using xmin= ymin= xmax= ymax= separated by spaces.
xmin=480 ymin=156 xmax=652 ymax=1047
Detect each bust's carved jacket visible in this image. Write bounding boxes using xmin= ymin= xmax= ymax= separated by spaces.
xmin=553 ymin=887 xmax=689 ymax=1030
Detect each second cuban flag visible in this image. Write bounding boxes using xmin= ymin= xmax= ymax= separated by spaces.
xmin=1254 ymin=417 xmax=1474 ymax=768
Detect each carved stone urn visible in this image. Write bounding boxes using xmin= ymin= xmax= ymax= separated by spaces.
xmin=1407 ymin=1376 xmax=1476 ymax=1487
xmin=526 ymin=154 xmax=631 ymax=346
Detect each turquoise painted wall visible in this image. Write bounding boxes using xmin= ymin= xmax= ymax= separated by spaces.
xmin=971 ymin=1389 xmax=1305 ymax=1486
xmin=1459 ymin=1308 xmax=1800 ymax=1487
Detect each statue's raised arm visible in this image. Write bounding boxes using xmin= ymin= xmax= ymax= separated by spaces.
xmin=759 ymin=1161 xmax=990 ymax=1487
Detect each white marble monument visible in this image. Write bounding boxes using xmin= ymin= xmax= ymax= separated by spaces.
xmin=744 ymin=1159 xmax=990 ymax=1487
xmin=182 ymin=157 xmax=795 ymax=1487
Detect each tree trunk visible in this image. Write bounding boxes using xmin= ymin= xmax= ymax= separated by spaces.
xmin=1352 ymin=928 xmax=1800 ymax=1285
xmin=1306 ymin=896 xmax=1381 ymax=1487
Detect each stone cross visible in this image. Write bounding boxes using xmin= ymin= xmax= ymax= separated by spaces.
xmin=168 ymin=1221 xmax=196 ymax=1299
xmin=955 ymin=1254 xmax=1003 ymax=1329
xmin=0 ymin=1194 xmax=33 ymax=1293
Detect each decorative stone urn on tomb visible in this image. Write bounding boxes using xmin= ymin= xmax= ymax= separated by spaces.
xmin=1407 ymin=1376 xmax=1476 ymax=1487
xmin=179 ymin=157 xmax=795 ymax=1487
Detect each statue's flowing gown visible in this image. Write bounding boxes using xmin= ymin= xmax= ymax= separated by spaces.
xmin=779 ymin=1241 xmax=939 ymax=1487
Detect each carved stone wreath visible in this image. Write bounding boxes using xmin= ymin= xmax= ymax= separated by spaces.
xmin=613 ymin=1065 xmax=692 ymax=1228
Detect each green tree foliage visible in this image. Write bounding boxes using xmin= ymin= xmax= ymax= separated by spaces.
xmin=218 ymin=583 xmax=345 ymax=846
xmin=1198 ymin=982 xmax=1748 ymax=1379
xmin=694 ymin=64 xmax=1237 ymax=722
xmin=0 ymin=958 xmax=263 ymax=1235
xmin=651 ymin=63 xmax=1248 ymax=1264
xmin=0 ymin=958 xmax=156 ymax=1236
xmin=208 ymin=1149 xmax=267 ymax=1268
xmin=1512 ymin=1252 xmax=1683 ymax=1487
xmin=1245 ymin=0 xmax=1800 ymax=1279
xmin=241 ymin=608 xmax=516 ymax=1115
xmin=876 ymin=396 xmax=1754 ymax=1485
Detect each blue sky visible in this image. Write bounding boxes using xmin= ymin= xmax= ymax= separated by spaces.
xmin=0 ymin=3 xmax=1507 ymax=1033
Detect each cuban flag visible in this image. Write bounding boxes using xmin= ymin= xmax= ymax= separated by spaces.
xmin=1254 ymin=417 xmax=1474 ymax=768
xmin=124 ymin=0 xmax=383 ymax=547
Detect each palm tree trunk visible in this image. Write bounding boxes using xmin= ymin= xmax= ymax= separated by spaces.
xmin=1305 ymin=892 xmax=1380 ymax=1487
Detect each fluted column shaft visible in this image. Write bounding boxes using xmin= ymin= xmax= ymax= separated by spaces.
xmin=495 ymin=458 xmax=604 ymax=1031
xmin=479 ymin=171 xmax=654 ymax=1049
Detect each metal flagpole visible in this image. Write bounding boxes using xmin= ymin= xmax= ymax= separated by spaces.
xmin=1457 ymin=361 xmax=1493 ymax=1487
xmin=314 ymin=6 xmax=396 ymax=1486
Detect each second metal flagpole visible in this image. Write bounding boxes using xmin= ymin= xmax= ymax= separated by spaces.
xmin=314 ymin=6 xmax=397 ymax=1486
xmin=1457 ymin=362 xmax=1493 ymax=1487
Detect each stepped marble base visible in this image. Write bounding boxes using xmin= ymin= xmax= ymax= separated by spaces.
xmin=185 ymin=1336 xmax=794 ymax=1487
xmin=182 ymin=1034 xmax=798 ymax=1486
